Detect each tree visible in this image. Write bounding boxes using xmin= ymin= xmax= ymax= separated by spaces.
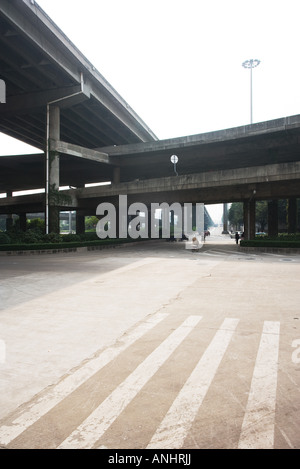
xmin=228 ymin=202 xmax=243 ymax=230
xmin=85 ymin=216 xmax=98 ymax=231
xmin=255 ymin=201 xmax=268 ymax=231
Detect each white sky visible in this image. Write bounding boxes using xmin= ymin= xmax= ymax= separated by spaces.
xmin=1 ymin=0 xmax=300 ymax=222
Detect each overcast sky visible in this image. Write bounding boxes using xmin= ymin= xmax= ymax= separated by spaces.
xmin=1 ymin=0 xmax=300 ymax=222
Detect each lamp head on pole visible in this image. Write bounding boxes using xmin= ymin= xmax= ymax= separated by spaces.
xmin=170 ymin=154 xmax=179 ymax=176
xmin=242 ymin=59 xmax=261 ymax=69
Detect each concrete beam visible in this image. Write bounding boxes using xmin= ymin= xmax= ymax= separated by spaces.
xmin=1 ymin=85 xmax=91 ymax=116
xmin=0 ymin=0 xmax=81 ymax=83
xmin=77 ymin=161 xmax=300 ymax=200
xmin=49 ymin=140 xmax=110 ymax=164
xmin=99 ymin=115 xmax=300 ymax=157
xmin=0 ymin=0 xmax=157 ymax=143
xmin=1 ymin=160 xmax=300 ymax=216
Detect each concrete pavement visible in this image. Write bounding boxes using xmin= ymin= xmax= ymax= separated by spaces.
xmin=0 ymin=229 xmax=300 ymax=449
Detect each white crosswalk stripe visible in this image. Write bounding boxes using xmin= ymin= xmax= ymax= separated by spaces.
xmin=0 ymin=317 xmax=283 ymax=449
xmin=58 ymin=315 xmax=202 ymax=449
xmin=0 ymin=311 xmax=169 ymax=446
xmin=238 ymin=321 xmax=280 ymax=449
xmin=147 ymin=318 xmax=239 ymax=449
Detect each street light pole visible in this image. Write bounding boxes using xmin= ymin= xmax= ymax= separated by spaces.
xmin=170 ymin=154 xmax=179 ymax=176
xmin=242 ymin=59 xmax=260 ymax=124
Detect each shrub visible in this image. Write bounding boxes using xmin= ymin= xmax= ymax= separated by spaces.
xmin=6 ymin=228 xmax=26 ymax=244
xmin=0 ymin=232 xmax=11 ymax=244
xmin=23 ymin=231 xmax=43 ymax=244
xmin=43 ymin=232 xmax=63 ymax=243
xmin=61 ymin=233 xmax=81 ymax=242
xmin=241 ymin=239 xmax=300 ymax=248
xmin=79 ymin=232 xmax=99 ymax=241
xmin=27 ymin=218 xmax=45 ymax=233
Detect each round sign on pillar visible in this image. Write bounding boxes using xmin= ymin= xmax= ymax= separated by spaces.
xmin=170 ymin=155 xmax=179 ymax=176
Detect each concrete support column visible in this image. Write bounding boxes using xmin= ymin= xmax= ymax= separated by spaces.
xmin=48 ymin=105 xmax=60 ymax=233
xmin=268 ymin=200 xmax=278 ymax=237
xmin=244 ymin=200 xmax=256 ymax=240
xmin=192 ymin=205 xmax=196 ymax=231
xmin=288 ymin=198 xmax=297 ymax=234
xmin=147 ymin=207 xmax=152 ymax=238
xmin=19 ymin=213 xmax=27 ymax=232
xmin=6 ymin=191 xmax=13 ymax=231
xmin=76 ymin=212 xmax=85 ymax=235
xmin=115 ymin=209 xmax=120 ymax=239
xmin=170 ymin=210 xmax=175 ymax=239
xmin=222 ymin=203 xmax=229 ymax=234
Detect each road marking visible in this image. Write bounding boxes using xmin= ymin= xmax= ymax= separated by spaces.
xmin=146 ymin=317 xmax=239 ymax=449
xmin=58 ymin=315 xmax=202 ymax=449
xmin=238 ymin=321 xmax=280 ymax=449
xmin=0 ymin=312 xmax=169 ymax=446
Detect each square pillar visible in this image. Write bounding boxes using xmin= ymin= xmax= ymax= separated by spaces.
xmin=76 ymin=212 xmax=85 ymax=235
xmin=288 ymin=198 xmax=297 ymax=234
xmin=147 ymin=207 xmax=152 ymax=239
xmin=222 ymin=203 xmax=229 ymax=234
xmin=47 ymin=105 xmax=60 ymax=233
xmin=5 ymin=192 xmax=13 ymax=231
xmin=268 ymin=200 xmax=278 ymax=237
xmin=243 ymin=199 xmax=256 ymax=240
xmin=19 ymin=213 xmax=27 ymax=232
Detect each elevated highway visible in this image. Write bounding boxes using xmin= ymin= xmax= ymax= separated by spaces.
xmin=0 ymin=0 xmax=157 ymax=150
xmin=0 ymin=1 xmax=300 ymax=238
xmin=1 ymin=114 xmax=300 ymax=238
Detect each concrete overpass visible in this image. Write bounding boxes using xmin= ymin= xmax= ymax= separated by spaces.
xmin=0 ymin=0 xmax=157 ymax=149
xmin=1 ymin=114 xmax=300 ymax=238
xmin=0 ymin=1 xmax=300 ymax=238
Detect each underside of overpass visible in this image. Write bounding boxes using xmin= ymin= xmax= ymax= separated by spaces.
xmin=1 ymin=1 xmax=300 ymax=240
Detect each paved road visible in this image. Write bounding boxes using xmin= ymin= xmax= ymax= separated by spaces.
xmin=0 ymin=230 xmax=300 ymax=449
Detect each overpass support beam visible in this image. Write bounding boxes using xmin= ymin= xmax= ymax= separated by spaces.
xmin=268 ymin=200 xmax=278 ymax=237
xmin=47 ymin=105 xmax=60 ymax=234
xmin=288 ymin=198 xmax=297 ymax=234
xmin=244 ymin=200 xmax=256 ymax=240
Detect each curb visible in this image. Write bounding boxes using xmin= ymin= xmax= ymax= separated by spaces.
xmin=240 ymin=246 xmax=300 ymax=254
xmin=0 ymin=241 xmax=153 ymax=256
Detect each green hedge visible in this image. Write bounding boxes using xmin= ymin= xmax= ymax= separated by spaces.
xmin=240 ymin=239 xmax=300 ymax=248
xmin=0 ymin=238 xmax=146 ymax=252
